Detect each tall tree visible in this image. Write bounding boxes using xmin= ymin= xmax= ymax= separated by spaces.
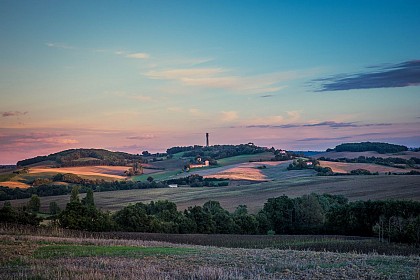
xmin=28 ymin=194 xmax=41 ymax=212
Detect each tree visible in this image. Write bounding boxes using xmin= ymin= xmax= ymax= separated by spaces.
xmin=0 ymin=202 xmax=40 ymax=225
xmin=147 ymin=176 xmax=154 ymax=182
xmin=113 ymin=203 xmax=151 ymax=232
xmin=261 ymin=195 xmax=295 ymax=234
xmin=203 ymin=201 xmax=235 ymax=233
xmin=233 ymin=205 xmax=259 ymax=234
xmin=70 ymin=186 xmax=80 ymax=203
xmin=82 ymin=189 xmax=95 ymax=207
xmin=28 ymin=194 xmax=41 ymax=212
xmin=184 ymin=206 xmax=215 ymax=233
xmin=49 ymin=202 xmax=61 ymax=215
xmin=59 ymin=187 xmax=114 ymax=231
xmin=295 ymin=194 xmax=325 ymax=232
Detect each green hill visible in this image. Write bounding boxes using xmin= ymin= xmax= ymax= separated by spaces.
xmin=17 ymin=149 xmax=145 ymax=167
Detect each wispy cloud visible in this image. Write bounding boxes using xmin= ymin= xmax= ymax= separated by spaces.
xmin=246 ymin=111 xmax=301 ymax=126
xmin=167 ymin=107 xmax=184 ymax=113
xmin=146 ymin=68 xmax=225 ymax=80
xmin=126 ymin=52 xmax=150 ymax=59
xmin=127 ymin=134 xmax=155 ymax=140
xmin=189 ymin=108 xmax=204 ymax=116
xmin=128 ymin=95 xmax=153 ymax=102
xmin=2 ymin=111 xmax=28 ymax=117
xmin=313 ymin=60 xmax=420 ymax=91
xmin=302 ymin=121 xmax=392 ymax=128
xmin=0 ymin=132 xmax=78 ymax=151
xmin=145 ymin=67 xmax=298 ymax=94
xmin=45 ymin=42 xmax=75 ymax=49
xmin=297 ymin=136 xmax=352 ymax=142
xmin=246 ymin=121 xmax=392 ymax=129
xmin=220 ymin=111 xmax=239 ymax=122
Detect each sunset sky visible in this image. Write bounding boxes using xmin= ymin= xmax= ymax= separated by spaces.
xmin=1 ymin=1 xmax=420 ymax=164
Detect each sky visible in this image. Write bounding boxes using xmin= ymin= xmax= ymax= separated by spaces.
xmin=1 ymin=0 xmax=420 ymax=164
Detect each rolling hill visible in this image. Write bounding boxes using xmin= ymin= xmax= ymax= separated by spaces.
xmin=16 ymin=148 xmax=145 ymax=167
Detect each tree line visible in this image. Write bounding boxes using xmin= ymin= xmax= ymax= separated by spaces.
xmin=0 ymin=174 xmax=228 ymax=201
xmin=328 ymin=142 xmax=408 ymax=154
xmin=318 ymin=156 xmax=420 ymax=169
xmin=167 ymin=144 xmax=270 ymax=160
xmin=2 ymin=190 xmax=419 ymax=245
xmin=0 ymin=179 xmax=167 ymax=201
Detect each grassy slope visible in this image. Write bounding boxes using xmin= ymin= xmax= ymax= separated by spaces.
xmin=132 ymin=153 xmax=275 ymax=182
xmin=0 ymin=228 xmax=418 ymax=280
xmin=216 ymin=152 xmax=274 ymax=166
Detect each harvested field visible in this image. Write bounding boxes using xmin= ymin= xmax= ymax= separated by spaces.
xmin=0 ymin=227 xmax=418 ymax=280
xmin=182 ymin=161 xmax=315 ymax=181
xmin=319 ymin=160 xmax=415 ymax=174
xmin=315 ymin=151 xmax=420 ymax=160
xmin=28 ymin=166 xmax=132 ymax=179
xmin=0 ymin=181 xmax=30 ymax=189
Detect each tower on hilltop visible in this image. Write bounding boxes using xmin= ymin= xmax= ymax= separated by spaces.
xmin=206 ymin=133 xmax=209 ymax=147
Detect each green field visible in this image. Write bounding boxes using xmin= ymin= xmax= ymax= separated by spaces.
xmin=216 ymin=152 xmax=274 ymax=166
xmin=131 ymin=170 xmax=183 ymax=182
xmin=34 ymin=244 xmax=194 ymax=258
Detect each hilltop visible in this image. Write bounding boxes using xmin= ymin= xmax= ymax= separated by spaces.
xmin=16 ymin=148 xmax=145 ymax=167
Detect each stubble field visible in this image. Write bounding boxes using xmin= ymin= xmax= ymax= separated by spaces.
xmin=0 ymin=225 xmax=418 ymax=280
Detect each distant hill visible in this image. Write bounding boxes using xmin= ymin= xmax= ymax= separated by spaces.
xmin=17 ymin=149 xmax=145 ymax=167
xmin=327 ymin=142 xmax=408 ymax=154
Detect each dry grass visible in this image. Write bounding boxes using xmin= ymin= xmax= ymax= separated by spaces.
xmin=182 ymin=161 xmax=306 ymax=182
xmin=0 ymin=226 xmax=419 ymax=280
xmin=319 ymin=160 xmax=416 ymax=174
xmin=29 ymin=166 xmax=130 ymax=179
xmin=0 ymin=181 xmax=31 ymax=189
xmin=202 ymin=161 xmax=291 ymax=181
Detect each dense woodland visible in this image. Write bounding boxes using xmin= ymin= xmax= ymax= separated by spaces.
xmin=167 ymin=144 xmax=270 ymax=160
xmin=328 ymin=142 xmax=408 ymax=154
xmin=1 ymin=190 xmax=419 ymax=245
xmin=16 ymin=149 xmax=146 ymax=167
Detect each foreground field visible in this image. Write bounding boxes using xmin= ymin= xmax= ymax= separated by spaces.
xmin=0 ymin=226 xmax=418 ymax=280
xmin=4 ymin=174 xmax=420 ymax=213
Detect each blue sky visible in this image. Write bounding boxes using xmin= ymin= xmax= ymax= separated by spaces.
xmin=1 ymin=0 xmax=420 ymax=163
